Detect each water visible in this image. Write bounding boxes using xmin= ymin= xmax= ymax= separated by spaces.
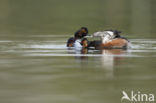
xmin=0 ymin=35 xmax=156 ymax=103
xmin=0 ymin=0 xmax=156 ymax=103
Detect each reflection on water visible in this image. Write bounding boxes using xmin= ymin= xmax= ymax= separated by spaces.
xmin=100 ymin=49 xmax=126 ymax=70
xmin=0 ymin=35 xmax=156 ymax=103
xmin=72 ymin=48 xmax=130 ymax=78
xmin=0 ymin=0 xmax=156 ymax=102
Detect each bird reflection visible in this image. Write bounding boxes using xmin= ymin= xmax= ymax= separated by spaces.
xmin=100 ymin=49 xmax=126 ymax=69
xmin=68 ymin=47 xmax=128 ymax=73
xmin=99 ymin=49 xmax=128 ymax=78
xmin=74 ymin=48 xmax=88 ymax=61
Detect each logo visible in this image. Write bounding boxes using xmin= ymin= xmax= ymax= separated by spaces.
xmin=121 ymin=91 xmax=155 ymax=102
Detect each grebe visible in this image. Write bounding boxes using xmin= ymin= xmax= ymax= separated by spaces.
xmin=67 ymin=27 xmax=88 ymax=47
xmin=67 ymin=28 xmax=130 ymax=49
xmin=88 ymin=30 xmax=130 ymax=49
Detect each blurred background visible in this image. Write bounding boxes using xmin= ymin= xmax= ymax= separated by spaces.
xmin=0 ymin=0 xmax=156 ymax=38
xmin=0 ymin=0 xmax=156 ymax=103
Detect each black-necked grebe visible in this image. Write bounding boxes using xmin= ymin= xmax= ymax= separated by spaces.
xmin=88 ymin=30 xmax=130 ymax=49
xmin=67 ymin=29 xmax=130 ymax=49
xmin=67 ymin=27 xmax=89 ymax=48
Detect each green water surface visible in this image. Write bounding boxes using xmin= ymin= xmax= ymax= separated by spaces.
xmin=0 ymin=0 xmax=156 ymax=103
